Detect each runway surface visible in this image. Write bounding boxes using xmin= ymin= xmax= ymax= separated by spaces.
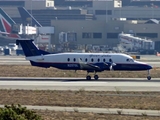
xmin=1 ymin=77 xmax=160 ymax=91
xmin=0 ymin=56 xmax=28 ymax=65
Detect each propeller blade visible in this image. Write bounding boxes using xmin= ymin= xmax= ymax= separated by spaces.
xmin=112 ymin=63 xmax=116 ymax=66
xmin=109 ymin=62 xmax=116 ymax=71
xmin=110 ymin=65 xmax=113 ymax=70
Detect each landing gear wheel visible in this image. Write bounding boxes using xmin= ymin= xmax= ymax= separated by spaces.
xmin=94 ymin=75 xmax=99 ymax=80
xmin=86 ymin=75 xmax=91 ymax=80
xmin=147 ymin=76 xmax=151 ymax=80
xmin=147 ymin=70 xmax=151 ymax=80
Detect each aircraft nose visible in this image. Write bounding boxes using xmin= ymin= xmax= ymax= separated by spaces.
xmin=146 ymin=65 xmax=152 ymax=70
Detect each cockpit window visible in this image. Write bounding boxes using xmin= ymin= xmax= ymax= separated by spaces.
xmin=130 ymin=59 xmax=134 ymax=62
xmin=126 ymin=58 xmax=134 ymax=62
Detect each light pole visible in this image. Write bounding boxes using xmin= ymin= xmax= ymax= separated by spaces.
xmin=151 ymin=3 xmax=154 ymax=19
xmin=118 ymin=0 xmax=121 ymax=20
xmin=30 ymin=0 xmax=32 ymax=26
xmin=106 ymin=1 xmax=108 ymax=22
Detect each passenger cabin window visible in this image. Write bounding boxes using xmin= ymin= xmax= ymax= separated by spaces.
xmin=73 ymin=58 xmax=76 ymax=62
xmin=98 ymin=58 xmax=100 ymax=62
xmin=109 ymin=59 xmax=112 ymax=62
xmin=67 ymin=58 xmax=70 ymax=62
xmin=91 ymin=58 xmax=94 ymax=62
xmin=85 ymin=58 xmax=88 ymax=62
xmin=103 ymin=59 xmax=106 ymax=62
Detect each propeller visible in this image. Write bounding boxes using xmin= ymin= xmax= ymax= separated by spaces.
xmin=109 ymin=59 xmax=116 ymax=71
xmin=109 ymin=62 xmax=116 ymax=70
xmin=103 ymin=59 xmax=116 ymax=70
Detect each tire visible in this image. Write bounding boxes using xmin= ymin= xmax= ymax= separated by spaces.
xmin=94 ymin=75 xmax=99 ymax=80
xmin=147 ymin=76 xmax=151 ymax=80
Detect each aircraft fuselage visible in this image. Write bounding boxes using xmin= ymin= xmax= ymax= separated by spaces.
xmin=26 ymin=53 xmax=152 ymax=71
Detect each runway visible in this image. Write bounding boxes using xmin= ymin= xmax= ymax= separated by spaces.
xmin=0 ymin=56 xmax=29 ymax=65
xmin=0 ymin=55 xmax=160 ymax=91
xmin=1 ymin=77 xmax=160 ymax=91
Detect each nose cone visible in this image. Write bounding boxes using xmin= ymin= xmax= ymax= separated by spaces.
xmin=147 ymin=65 xmax=152 ymax=70
xmin=135 ymin=61 xmax=153 ymax=70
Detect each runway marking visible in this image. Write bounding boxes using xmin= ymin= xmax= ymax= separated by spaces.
xmin=0 ymin=78 xmax=160 ymax=91
xmin=0 ymin=61 xmax=28 ymax=62
xmin=0 ymin=58 xmax=25 ymax=59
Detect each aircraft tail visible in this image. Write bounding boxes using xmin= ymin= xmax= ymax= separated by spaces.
xmin=18 ymin=7 xmax=42 ymax=27
xmin=0 ymin=7 xmax=20 ymax=38
xmin=16 ymin=39 xmax=50 ymax=57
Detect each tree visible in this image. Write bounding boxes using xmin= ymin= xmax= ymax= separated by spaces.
xmin=0 ymin=104 xmax=43 ymax=120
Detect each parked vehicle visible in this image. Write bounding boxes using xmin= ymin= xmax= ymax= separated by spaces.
xmin=0 ymin=46 xmax=3 ymax=52
xmin=8 ymin=43 xmax=18 ymax=51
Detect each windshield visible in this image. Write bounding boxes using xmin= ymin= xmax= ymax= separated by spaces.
xmin=130 ymin=59 xmax=134 ymax=62
xmin=126 ymin=58 xmax=134 ymax=62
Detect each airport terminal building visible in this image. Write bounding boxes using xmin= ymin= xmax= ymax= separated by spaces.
xmin=0 ymin=0 xmax=160 ymax=50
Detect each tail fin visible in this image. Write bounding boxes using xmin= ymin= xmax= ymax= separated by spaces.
xmin=16 ymin=39 xmax=50 ymax=57
xmin=18 ymin=7 xmax=42 ymax=27
xmin=0 ymin=7 xmax=15 ymax=33
xmin=0 ymin=7 xmax=20 ymax=39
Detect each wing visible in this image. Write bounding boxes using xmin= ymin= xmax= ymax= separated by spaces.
xmin=78 ymin=58 xmax=117 ymax=71
xmin=78 ymin=58 xmax=101 ymax=70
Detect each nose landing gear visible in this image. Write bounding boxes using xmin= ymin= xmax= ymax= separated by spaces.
xmin=147 ymin=70 xmax=151 ymax=80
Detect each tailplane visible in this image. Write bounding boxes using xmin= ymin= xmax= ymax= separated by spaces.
xmin=16 ymin=39 xmax=50 ymax=57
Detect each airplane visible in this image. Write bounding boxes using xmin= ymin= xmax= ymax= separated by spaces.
xmin=16 ymin=39 xmax=153 ymax=80
xmin=17 ymin=7 xmax=42 ymax=27
xmin=0 ymin=7 xmax=20 ymax=39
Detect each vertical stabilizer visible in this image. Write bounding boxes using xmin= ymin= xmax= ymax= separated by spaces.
xmin=0 ymin=7 xmax=20 ymax=39
xmin=16 ymin=39 xmax=41 ymax=57
xmin=0 ymin=7 xmax=16 ymax=33
xmin=16 ymin=39 xmax=50 ymax=57
xmin=18 ymin=7 xmax=42 ymax=27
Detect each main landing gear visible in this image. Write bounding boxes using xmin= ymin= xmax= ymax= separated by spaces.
xmin=147 ymin=70 xmax=151 ymax=80
xmin=86 ymin=72 xmax=99 ymax=80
